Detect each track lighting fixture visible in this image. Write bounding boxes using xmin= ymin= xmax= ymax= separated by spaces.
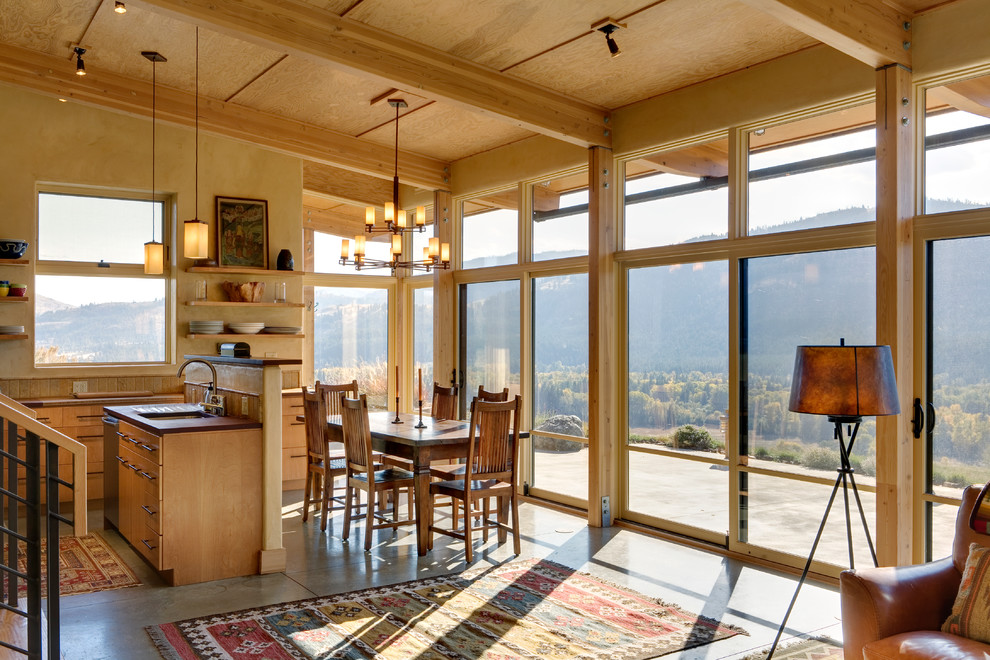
xmin=74 ymin=46 xmax=86 ymax=76
xmin=598 ymin=24 xmax=621 ymax=58
xmin=114 ymin=1 xmax=126 ymax=13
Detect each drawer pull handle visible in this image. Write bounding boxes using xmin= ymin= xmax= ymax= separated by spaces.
xmin=141 ymin=538 xmax=157 ymax=550
xmin=116 ymin=456 xmax=127 ymax=464
xmin=139 ymin=443 xmax=156 ymax=452
xmin=290 ymin=453 xmax=306 ymax=459
xmin=78 ymin=414 xmax=104 ymax=419
xmin=141 ymin=505 xmax=157 ymax=516
xmin=139 ymin=470 xmax=156 ymax=481
xmin=290 ymin=421 xmax=304 ymax=426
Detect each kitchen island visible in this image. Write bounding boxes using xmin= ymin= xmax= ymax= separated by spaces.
xmin=104 ymin=403 xmax=263 ymax=586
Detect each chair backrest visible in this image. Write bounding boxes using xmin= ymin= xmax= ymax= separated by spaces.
xmin=465 ymin=395 xmax=521 ymax=483
xmin=953 ymin=484 xmax=990 ymax=572
xmin=431 ymin=382 xmax=458 ymax=420
xmin=340 ymin=394 xmax=374 ymax=477
xmin=301 ymin=385 xmax=329 ymax=460
xmin=477 ymin=385 xmax=509 ymax=402
xmin=316 ymin=380 xmax=359 ymax=419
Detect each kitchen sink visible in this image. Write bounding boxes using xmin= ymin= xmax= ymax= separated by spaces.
xmin=138 ymin=411 xmax=213 ymax=420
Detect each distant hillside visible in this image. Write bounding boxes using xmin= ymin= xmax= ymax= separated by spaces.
xmin=35 ymin=299 xmax=164 ymax=362
xmin=35 ymin=295 xmax=75 ymax=316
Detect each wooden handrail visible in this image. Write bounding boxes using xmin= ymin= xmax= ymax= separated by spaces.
xmin=0 ymin=393 xmax=88 ymax=536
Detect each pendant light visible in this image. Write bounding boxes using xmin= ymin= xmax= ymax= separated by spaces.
xmin=183 ymin=27 xmax=209 ymax=261
xmin=142 ymin=50 xmax=166 ymax=275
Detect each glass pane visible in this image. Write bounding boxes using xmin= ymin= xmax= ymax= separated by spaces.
xmin=742 ymin=248 xmax=876 ymax=559
xmin=35 ymin=276 xmax=165 ymax=363
xmin=924 ymin=73 xmax=990 ymax=213
xmin=313 ymin=287 xmax=388 ymax=409
xmin=626 ymin=261 xmax=728 ymax=533
xmin=532 ymin=173 xmax=588 ymax=260
xmin=930 ymin=237 xmax=990 ymax=500
xmin=748 ymin=105 xmax=876 ymax=234
xmin=624 ymin=141 xmax=729 ymax=249
xmin=532 ymin=273 xmax=588 ymax=502
xmin=314 ymin=231 xmax=391 ymax=276
xmin=462 ymin=193 xmax=517 ymax=268
xmin=414 ymin=286 xmax=435 ymax=414
xmin=627 ymin=453 xmax=728 ymax=534
xmin=746 ymin=473 xmax=877 ymax=568
xmin=461 ymin=280 xmax=520 ymax=409
xmin=39 ymin=192 xmax=162 ymax=264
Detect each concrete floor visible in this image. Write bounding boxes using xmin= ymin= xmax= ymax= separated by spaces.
xmin=57 ymin=492 xmax=842 ymax=659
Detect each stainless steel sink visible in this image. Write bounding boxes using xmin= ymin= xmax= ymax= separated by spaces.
xmin=130 ymin=404 xmax=213 ymax=421
xmin=138 ymin=411 xmax=212 ymax=420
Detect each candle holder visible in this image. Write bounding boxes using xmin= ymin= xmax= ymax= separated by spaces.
xmin=392 ymin=396 xmax=403 ymax=424
xmin=415 ymin=399 xmax=427 ymax=428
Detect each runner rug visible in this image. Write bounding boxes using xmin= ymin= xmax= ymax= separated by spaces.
xmin=148 ymin=557 xmax=747 ymax=659
xmin=6 ymin=533 xmax=141 ymax=596
xmin=744 ymin=635 xmax=843 ymax=659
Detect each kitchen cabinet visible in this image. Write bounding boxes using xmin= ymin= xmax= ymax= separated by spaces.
xmin=110 ymin=416 xmax=263 ymax=586
xmin=282 ymin=391 xmax=307 ymax=488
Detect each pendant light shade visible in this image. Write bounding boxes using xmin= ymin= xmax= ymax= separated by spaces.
xmin=184 ymin=219 xmax=209 ymax=259
xmin=144 ymin=240 xmax=164 ymax=275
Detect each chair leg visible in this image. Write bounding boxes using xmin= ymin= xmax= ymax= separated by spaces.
xmin=427 ymin=489 xmax=434 ymax=551
xmin=482 ymin=498 xmax=490 ymax=542
xmin=342 ymin=482 xmax=353 ymax=541
xmin=497 ymin=495 xmax=508 ymax=544
xmin=463 ymin=493 xmax=473 ymax=564
xmin=320 ymin=475 xmax=331 ymax=532
xmin=364 ymin=487 xmax=374 ymax=551
xmin=510 ymin=493 xmax=521 ymax=556
xmin=302 ymin=469 xmax=313 ymax=522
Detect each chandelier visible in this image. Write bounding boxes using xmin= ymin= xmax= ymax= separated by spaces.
xmin=339 ymin=98 xmax=450 ymax=274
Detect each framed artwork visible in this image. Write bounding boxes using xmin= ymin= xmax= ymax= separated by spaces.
xmin=216 ymin=196 xmax=268 ymax=269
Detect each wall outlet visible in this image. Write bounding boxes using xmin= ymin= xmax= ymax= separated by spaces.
xmin=240 ymin=396 xmax=249 ymax=416
xmin=265 ymin=351 xmax=277 ymax=358
xmin=601 ymin=496 xmax=611 ymax=527
xmin=72 ymin=380 xmax=88 ymax=394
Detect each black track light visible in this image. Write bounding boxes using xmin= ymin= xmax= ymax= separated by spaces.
xmin=598 ymin=24 xmax=621 ymax=58
xmin=74 ymin=46 xmax=86 ymax=76
xmin=114 ymin=1 xmax=126 ymax=13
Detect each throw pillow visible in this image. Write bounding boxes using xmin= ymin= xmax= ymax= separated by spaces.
xmin=942 ymin=542 xmax=990 ymax=643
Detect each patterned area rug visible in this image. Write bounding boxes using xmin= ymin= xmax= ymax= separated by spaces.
xmin=148 ymin=557 xmax=747 ymax=659
xmin=6 ymin=533 xmax=141 ymax=596
xmin=744 ymin=635 xmax=843 ymax=659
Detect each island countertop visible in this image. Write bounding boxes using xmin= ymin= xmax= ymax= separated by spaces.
xmin=104 ymin=404 xmax=262 ymax=435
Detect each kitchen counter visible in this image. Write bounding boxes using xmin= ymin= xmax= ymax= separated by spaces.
xmin=104 ymin=404 xmax=262 ymax=435
xmin=20 ymin=393 xmax=183 ymax=408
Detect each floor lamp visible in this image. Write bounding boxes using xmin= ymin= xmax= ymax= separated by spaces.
xmin=766 ymin=341 xmax=900 ymax=659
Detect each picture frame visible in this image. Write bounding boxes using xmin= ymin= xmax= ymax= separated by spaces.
xmin=216 ymin=196 xmax=269 ymax=269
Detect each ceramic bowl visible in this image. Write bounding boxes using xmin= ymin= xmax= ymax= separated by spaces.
xmin=0 ymin=239 xmax=28 ymax=259
xmin=9 ymin=284 xmax=26 ymax=297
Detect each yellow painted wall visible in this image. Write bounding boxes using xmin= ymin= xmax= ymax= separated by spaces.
xmin=0 ymin=84 xmax=303 ymax=384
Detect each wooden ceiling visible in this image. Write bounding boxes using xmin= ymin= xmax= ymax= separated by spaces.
xmin=0 ymin=0 xmax=966 ymax=230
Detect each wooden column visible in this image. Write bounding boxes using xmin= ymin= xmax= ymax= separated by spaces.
xmin=432 ymin=190 xmax=457 ymax=390
xmin=588 ymin=146 xmax=618 ymax=527
xmin=875 ymin=63 xmax=914 ymax=566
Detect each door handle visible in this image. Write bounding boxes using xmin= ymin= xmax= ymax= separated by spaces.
xmin=912 ymin=398 xmax=924 ymax=439
xmin=926 ymin=402 xmax=936 ymax=434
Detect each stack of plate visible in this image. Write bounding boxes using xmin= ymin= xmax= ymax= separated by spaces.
xmin=263 ymin=326 xmax=302 ymax=335
xmin=228 ymin=322 xmax=266 ymax=335
xmin=189 ymin=320 xmax=224 ymax=335
xmin=0 ymin=325 xmax=24 ymax=334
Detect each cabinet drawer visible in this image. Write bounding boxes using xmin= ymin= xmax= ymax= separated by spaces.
xmin=282 ymin=415 xmax=306 ymax=449
xmin=138 ymin=489 xmax=161 ymax=534
xmin=282 ymin=447 xmax=308 ymax=481
xmin=135 ymin=523 xmax=162 ymax=569
xmin=62 ymin=405 xmax=105 ymax=427
xmin=117 ymin=428 xmax=161 ymax=465
xmin=59 ymin=424 xmax=104 ymax=443
xmin=33 ymin=408 xmax=63 ymax=426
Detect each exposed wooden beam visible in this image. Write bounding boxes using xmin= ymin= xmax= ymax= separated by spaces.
xmin=640 ymin=143 xmax=729 ymax=178
xmin=303 ymin=162 xmax=395 ymax=208
xmin=740 ymin=0 xmax=911 ymax=68
xmin=302 ymin=205 xmax=366 ymax=237
xmin=135 ymin=0 xmax=611 ymax=148
xmin=932 ymin=76 xmax=990 ymax=120
xmin=0 ymin=42 xmax=449 ymax=190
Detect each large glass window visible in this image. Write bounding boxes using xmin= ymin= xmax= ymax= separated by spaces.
xmin=35 ymin=191 xmax=167 ymax=364
xmin=924 ymin=73 xmax=990 ymax=214
xmin=462 ymin=193 xmax=517 ymax=268
xmin=742 ymin=247 xmax=876 ymax=566
xmin=748 ymin=104 xmax=876 ymax=234
xmin=314 ymin=230 xmax=392 ymax=276
xmin=626 ymin=261 xmax=729 ymax=537
xmin=531 ymin=273 xmax=588 ymax=503
xmin=624 ymin=140 xmax=729 ymax=248
xmin=460 ymin=281 xmax=520 ymax=416
xmin=313 ymin=287 xmax=388 ymax=409
xmin=532 ymin=173 xmax=588 ymax=261
xmin=413 ymin=286 xmax=435 ymax=414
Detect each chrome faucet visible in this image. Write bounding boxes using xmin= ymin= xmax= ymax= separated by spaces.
xmin=177 ymin=358 xmax=226 ymax=416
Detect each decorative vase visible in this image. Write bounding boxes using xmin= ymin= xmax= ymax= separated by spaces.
xmin=276 ymin=249 xmax=294 ymax=271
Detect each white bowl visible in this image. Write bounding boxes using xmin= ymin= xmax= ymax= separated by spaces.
xmin=228 ymin=326 xmax=263 ymax=334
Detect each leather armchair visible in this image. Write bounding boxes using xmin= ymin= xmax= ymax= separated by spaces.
xmin=840 ymin=485 xmax=990 ymax=659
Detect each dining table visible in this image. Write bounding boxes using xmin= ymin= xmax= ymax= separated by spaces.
xmin=321 ymin=410 xmax=479 ymax=556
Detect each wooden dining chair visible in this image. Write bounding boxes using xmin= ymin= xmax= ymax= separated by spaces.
xmin=477 ymin=385 xmax=509 ymax=402
xmin=316 ymin=379 xmax=358 ymax=419
xmin=431 ymin=382 xmax=458 ymax=420
xmin=340 ymin=394 xmax=417 ymax=551
xmin=427 ymin=395 xmax=522 ymax=563
xmin=300 ymin=385 xmax=348 ymax=532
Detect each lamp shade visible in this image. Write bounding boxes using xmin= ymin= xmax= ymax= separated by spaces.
xmin=184 ymin=219 xmax=209 ymax=259
xmin=144 ymin=240 xmax=164 ymax=275
xmin=788 ymin=344 xmax=900 ymax=417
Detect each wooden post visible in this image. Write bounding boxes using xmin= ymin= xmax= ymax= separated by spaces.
xmin=875 ymin=63 xmax=914 ymax=566
xmin=433 ymin=190 xmax=456 ymax=392
xmin=588 ymin=146 xmax=618 ymax=527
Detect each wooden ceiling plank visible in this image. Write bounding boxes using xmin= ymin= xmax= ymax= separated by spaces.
xmin=0 ymin=42 xmax=449 ymax=190
xmin=640 ymin=144 xmax=729 ymax=178
xmin=740 ymin=0 xmax=912 ymax=68
xmin=135 ymin=0 xmax=611 ymax=148
xmin=932 ymin=85 xmax=990 ymax=119
xmin=303 ymin=162 xmax=394 ymax=208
